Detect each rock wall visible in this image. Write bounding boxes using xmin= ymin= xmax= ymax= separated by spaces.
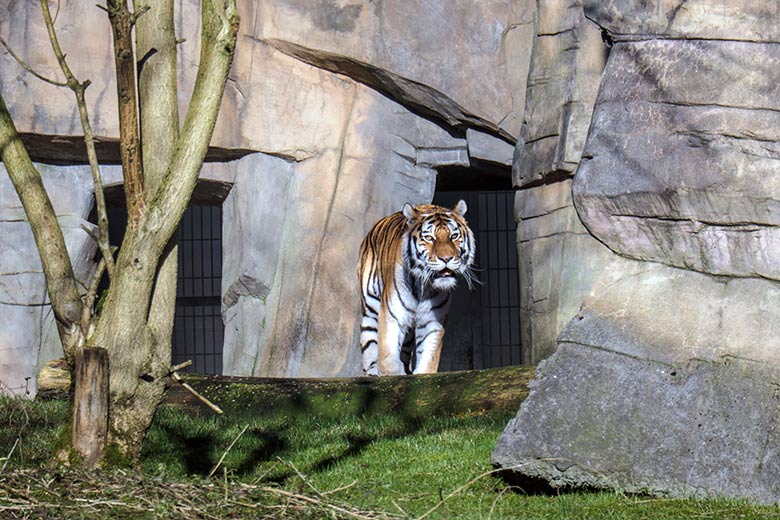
xmin=494 ymin=0 xmax=780 ymax=504
xmin=0 ymin=164 xmax=98 ymax=396
xmin=0 ymin=0 xmax=533 ymax=388
xmin=512 ymin=0 xmax=615 ymax=363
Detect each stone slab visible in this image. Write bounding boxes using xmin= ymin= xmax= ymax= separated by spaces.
xmin=255 ymin=0 xmax=535 ymax=138
xmin=493 ymin=257 xmax=780 ymax=503
xmin=585 ymin=0 xmax=780 ymax=43
xmin=512 ymin=0 xmax=607 ymax=187
xmin=574 ymin=39 xmax=780 ymax=280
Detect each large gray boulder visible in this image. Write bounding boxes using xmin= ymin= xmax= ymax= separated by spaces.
xmin=493 ymin=257 xmax=780 ymax=503
xmin=495 ymin=0 xmax=780 ymax=503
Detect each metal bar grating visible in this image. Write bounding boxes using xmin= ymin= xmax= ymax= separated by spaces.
xmin=172 ymin=205 xmax=224 ymax=374
xmin=475 ymin=190 xmax=520 ymax=368
xmin=432 ymin=190 xmax=521 ymax=370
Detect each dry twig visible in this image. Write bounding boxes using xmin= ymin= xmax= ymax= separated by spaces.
xmin=414 ymin=467 xmax=508 ymax=520
xmin=209 ymin=424 xmax=249 ymax=477
xmin=259 ymin=485 xmax=394 ymax=520
xmin=278 ymin=456 xmax=324 ymax=497
xmin=171 ymin=370 xmax=224 ymax=415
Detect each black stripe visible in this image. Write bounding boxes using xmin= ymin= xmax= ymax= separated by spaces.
xmin=386 ymin=304 xmax=400 ymax=323
xmin=364 ymin=302 xmax=379 ymax=316
xmin=411 ymin=279 xmax=420 ymax=301
xmin=415 ymin=244 xmax=426 ymax=262
xmin=406 ymin=235 xmax=415 ymax=265
xmin=431 ymin=294 xmax=450 ymax=310
xmin=393 ymin=277 xmax=414 ymax=313
xmin=361 ymin=326 xmax=377 ymax=333
xmin=361 ymin=339 xmax=378 ymax=352
xmin=415 ymin=329 xmax=438 ymax=348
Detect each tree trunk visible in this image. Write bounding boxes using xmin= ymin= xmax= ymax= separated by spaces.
xmin=86 ymin=0 xmax=240 ymax=462
xmin=138 ymin=0 xmax=180 ymax=392
xmin=0 ymin=94 xmax=83 ymax=362
xmin=2 ymin=0 xmax=239 ymax=466
xmin=72 ymin=347 xmax=109 ymax=468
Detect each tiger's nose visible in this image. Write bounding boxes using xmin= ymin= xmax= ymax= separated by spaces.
xmin=440 ymin=255 xmax=454 ymax=263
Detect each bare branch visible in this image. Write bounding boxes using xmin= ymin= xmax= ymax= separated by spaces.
xmin=80 ymin=249 xmax=114 ymax=336
xmin=208 ymin=424 xmax=248 ymax=477
xmin=171 ymin=372 xmax=224 ymax=414
xmin=130 ymin=4 xmax=151 ymax=25
xmin=137 ymin=0 xmax=239 ymax=255
xmin=38 ymin=0 xmax=81 ymax=91
xmin=39 ymin=0 xmax=115 ymax=278
xmin=170 ymin=360 xmax=192 ymax=372
xmin=0 ymin=35 xmax=67 ymax=87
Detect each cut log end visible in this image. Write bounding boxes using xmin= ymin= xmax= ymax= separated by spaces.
xmin=72 ymin=346 xmax=109 ymax=468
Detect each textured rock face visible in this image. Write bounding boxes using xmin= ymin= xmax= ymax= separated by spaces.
xmin=0 ymin=0 xmax=532 ymax=153
xmin=253 ymin=0 xmax=534 ymax=139
xmin=575 ymin=38 xmax=780 ymax=279
xmin=493 ymin=258 xmax=780 ymax=503
xmin=512 ymin=0 xmax=614 ymax=363
xmin=0 ymin=164 xmax=98 ymax=396
xmin=220 ymin=86 xmax=471 ymax=377
xmin=495 ymin=0 xmax=780 ymax=504
xmin=515 ymin=180 xmax=614 ymax=363
xmin=584 ymin=0 xmax=780 ymax=42
xmin=513 ymin=0 xmax=606 ymax=187
xmin=0 ymin=0 xmax=530 ymax=387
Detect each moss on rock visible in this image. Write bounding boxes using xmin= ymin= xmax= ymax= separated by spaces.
xmin=166 ymin=365 xmax=534 ymax=419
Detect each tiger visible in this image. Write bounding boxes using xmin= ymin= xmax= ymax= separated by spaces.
xmin=357 ymin=200 xmax=476 ymax=376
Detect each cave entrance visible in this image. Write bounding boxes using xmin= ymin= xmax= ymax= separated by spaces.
xmin=433 ymin=181 xmax=521 ymax=371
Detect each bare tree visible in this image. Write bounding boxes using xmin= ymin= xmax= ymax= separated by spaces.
xmin=0 ymin=0 xmax=239 ymax=465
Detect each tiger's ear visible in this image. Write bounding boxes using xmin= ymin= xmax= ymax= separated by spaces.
xmin=453 ymin=200 xmax=468 ymax=217
xmin=402 ymin=202 xmax=418 ymax=224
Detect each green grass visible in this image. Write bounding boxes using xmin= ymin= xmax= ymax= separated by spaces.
xmin=3 ymin=395 xmax=780 ymax=519
xmin=140 ymin=407 xmax=780 ymax=519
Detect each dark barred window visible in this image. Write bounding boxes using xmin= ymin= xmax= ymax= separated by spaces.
xmin=172 ymin=205 xmax=224 ymax=375
xmin=433 ymin=190 xmax=520 ymax=371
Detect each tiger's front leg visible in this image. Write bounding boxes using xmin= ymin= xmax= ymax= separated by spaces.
xmin=413 ymin=293 xmax=451 ymax=374
xmin=413 ymin=321 xmax=445 ymax=374
xmin=378 ymin=304 xmax=407 ymax=375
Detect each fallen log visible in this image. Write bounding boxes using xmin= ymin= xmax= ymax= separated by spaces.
xmin=165 ymin=365 xmax=534 ymax=418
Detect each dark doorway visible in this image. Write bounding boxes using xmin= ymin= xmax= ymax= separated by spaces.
xmin=433 ymin=190 xmax=521 ymax=370
xmin=100 ymin=184 xmax=226 ymax=375
xmin=172 ymin=205 xmax=224 ymax=374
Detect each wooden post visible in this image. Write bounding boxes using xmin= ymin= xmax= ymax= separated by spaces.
xmin=72 ymin=346 xmax=109 ymax=468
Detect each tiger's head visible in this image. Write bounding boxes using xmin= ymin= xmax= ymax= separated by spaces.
xmin=402 ymin=200 xmax=476 ymax=292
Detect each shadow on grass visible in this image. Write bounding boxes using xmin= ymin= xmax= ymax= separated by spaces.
xmin=147 ymin=383 xmax=455 ymax=480
xmin=146 ymin=366 xmax=532 ymax=480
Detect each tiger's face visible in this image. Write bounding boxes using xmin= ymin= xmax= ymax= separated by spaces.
xmin=403 ymin=200 xmax=476 ymax=292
